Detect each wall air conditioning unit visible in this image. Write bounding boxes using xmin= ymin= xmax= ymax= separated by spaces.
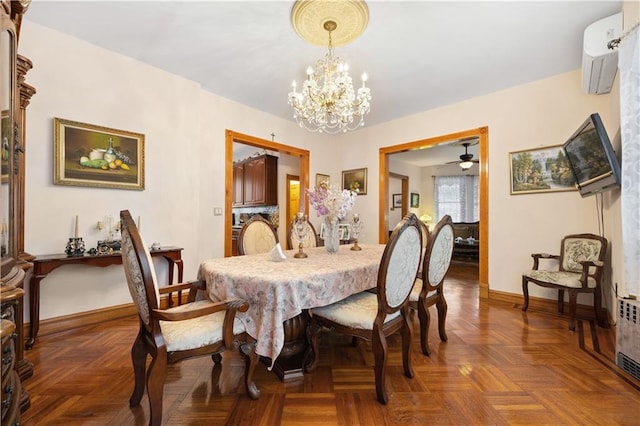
xmin=616 ymin=298 xmax=640 ymax=381
xmin=582 ymin=12 xmax=623 ymax=95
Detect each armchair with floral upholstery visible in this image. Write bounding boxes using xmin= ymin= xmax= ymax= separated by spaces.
xmin=522 ymin=233 xmax=608 ymax=331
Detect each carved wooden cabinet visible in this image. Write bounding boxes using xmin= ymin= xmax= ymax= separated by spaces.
xmin=232 ymin=154 xmax=278 ymax=207
xmin=1 ymin=0 xmax=33 ymax=419
xmin=1 ymin=317 xmax=21 ymax=426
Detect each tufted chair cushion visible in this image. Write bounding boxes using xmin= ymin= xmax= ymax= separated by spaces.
xmin=159 ymin=300 xmax=246 ymax=352
xmin=310 ymin=292 xmax=400 ymax=329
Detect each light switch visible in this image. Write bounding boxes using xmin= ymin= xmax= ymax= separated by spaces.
xmin=213 ymin=207 xmax=223 ymax=216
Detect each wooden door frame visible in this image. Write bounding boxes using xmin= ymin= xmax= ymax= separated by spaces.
xmin=389 ymin=172 xmax=409 ymax=219
xmin=225 ymin=130 xmax=310 ymax=257
xmin=379 ymin=126 xmax=489 ymax=298
xmin=285 ymin=173 xmax=300 ymax=239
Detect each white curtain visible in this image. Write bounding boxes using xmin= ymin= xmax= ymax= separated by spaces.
xmin=620 ymin=26 xmax=640 ymax=297
xmin=434 ymin=175 xmax=479 ymax=222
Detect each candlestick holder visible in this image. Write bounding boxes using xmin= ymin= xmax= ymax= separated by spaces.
xmin=351 ymin=214 xmax=362 ymax=251
xmin=65 ymin=237 xmax=86 ymax=257
xmin=293 ymin=212 xmax=308 ymax=259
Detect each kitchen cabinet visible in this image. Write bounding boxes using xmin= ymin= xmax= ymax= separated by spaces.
xmin=232 ymin=154 xmax=278 ymax=207
xmin=231 ymin=227 xmax=241 ymax=256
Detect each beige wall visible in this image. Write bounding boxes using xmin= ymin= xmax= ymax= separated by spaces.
xmin=20 ymin=13 xmax=625 ymax=323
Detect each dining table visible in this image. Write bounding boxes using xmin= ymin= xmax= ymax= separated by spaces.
xmin=197 ymin=243 xmax=385 ymax=380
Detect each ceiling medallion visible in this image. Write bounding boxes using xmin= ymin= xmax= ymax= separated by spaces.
xmin=288 ymin=0 xmax=371 ymax=134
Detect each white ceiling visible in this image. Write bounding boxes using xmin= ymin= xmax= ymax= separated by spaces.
xmin=24 ymin=0 xmax=621 ymax=166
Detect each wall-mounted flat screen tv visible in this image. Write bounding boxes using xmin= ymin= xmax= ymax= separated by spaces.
xmin=562 ymin=113 xmax=621 ymax=198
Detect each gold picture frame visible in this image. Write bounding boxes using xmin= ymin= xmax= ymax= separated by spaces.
xmin=54 ymin=118 xmax=145 ymax=190
xmin=509 ymin=145 xmax=576 ymax=195
xmin=315 ymin=173 xmax=330 ymax=188
xmin=342 ymin=167 xmax=367 ymax=195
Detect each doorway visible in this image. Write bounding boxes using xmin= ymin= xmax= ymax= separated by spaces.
xmin=225 ymin=130 xmax=310 ymax=257
xmin=379 ymin=126 xmax=489 ymax=298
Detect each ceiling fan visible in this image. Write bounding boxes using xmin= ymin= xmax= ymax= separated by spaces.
xmin=445 ymin=142 xmax=479 ymax=170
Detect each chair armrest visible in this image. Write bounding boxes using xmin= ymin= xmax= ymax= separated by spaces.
xmin=152 ymin=298 xmax=249 ymax=322
xmin=157 ymin=280 xmax=201 ymax=295
xmin=530 ymin=253 xmax=559 ymax=270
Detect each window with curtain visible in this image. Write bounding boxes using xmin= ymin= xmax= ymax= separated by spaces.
xmin=434 ymin=175 xmax=479 ymax=222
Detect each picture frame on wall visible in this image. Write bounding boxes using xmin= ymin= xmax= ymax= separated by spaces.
xmin=392 ymin=193 xmax=402 ymax=209
xmin=342 ymin=167 xmax=367 ymax=195
xmin=315 ymin=173 xmax=330 ymax=188
xmin=53 ymin=118 xmax=145 ymax=190
xmin=509 ymin=145 xmax=576 ymax=195
xmin=410 ymin=192 xmax=420 ymax=208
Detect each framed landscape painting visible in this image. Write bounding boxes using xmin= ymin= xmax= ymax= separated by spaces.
xmin=342 ymin=168 xmax=367 ymax=195
xmin=509 ymin=145 xmax=576 ymax=195
xmin=54 ymin=118 xmax=145 ymax=190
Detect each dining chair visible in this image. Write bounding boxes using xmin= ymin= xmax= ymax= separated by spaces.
xmin=522 ymin=233 xmax=608 ymax=331
xmin=304 ymin=213 xmax=423 ymax=404
xmin=409 ymin=215 xmax=454 ymax=356
xmin=287 ymin=219 xmax=319 ymax=250
xmin=119 ymin=210 xmax=260 ymax=426
xmin=238 ymin=214 xmax=279 ymax=255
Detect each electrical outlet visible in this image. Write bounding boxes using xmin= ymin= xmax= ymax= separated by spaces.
xmin=213 ymin=207 xmax=222 ymax=216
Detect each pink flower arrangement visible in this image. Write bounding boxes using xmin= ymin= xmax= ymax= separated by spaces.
xmin=307 ymin=181 xmax=358 ymax=220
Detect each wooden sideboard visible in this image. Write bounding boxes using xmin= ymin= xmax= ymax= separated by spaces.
xmin=26 ymin=246 xmax=183 ymax=349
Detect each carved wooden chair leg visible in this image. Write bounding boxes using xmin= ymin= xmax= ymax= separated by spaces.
xmin=372 ymin=328 xmax=389 ymax=405
xmin=129 ymin=329 xmax=148 ymax=406
xmin=521 ymin=276 xmax=530 ymax=312
xmin=400 ymin=312 xmax=414 ymax=379
xmin=558 ymin=289 xmax=565 ymax=314
xmin=241 ymin=341 xmax=261 ymax=400
xmin=568 ymin=290 xmax=578 ymax=331
xmin=146 ymin=352 xmax=168 ymax=426
xmin=593 ymin=289 xmax=605 ymax=327
xmin=436 ymin=294 xmax=448 ymax=342
xmin=303 ymin=319 xmax=322 ymax=373
xmin=417 ymin=298 xmax=431 ymax=356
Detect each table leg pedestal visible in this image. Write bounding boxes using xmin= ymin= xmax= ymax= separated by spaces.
xmin=262 ymin=312 xmax=309 ymax=382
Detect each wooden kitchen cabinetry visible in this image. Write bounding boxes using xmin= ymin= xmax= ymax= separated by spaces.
xmin=232 ymin=154 xmax=278 ymax=207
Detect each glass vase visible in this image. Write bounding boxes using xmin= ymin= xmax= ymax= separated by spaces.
xmin=324 ymin=217 xmax=340 ymax=254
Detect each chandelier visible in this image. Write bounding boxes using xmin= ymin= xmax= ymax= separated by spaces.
xmin=288 ymin=20 xmax=371 ymax=134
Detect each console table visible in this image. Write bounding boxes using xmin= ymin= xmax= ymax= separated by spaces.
xmin=26 ymin=246 xmax=183 ymax=349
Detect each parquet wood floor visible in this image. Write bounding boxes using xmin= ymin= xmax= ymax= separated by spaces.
xmin=20 ymin=261 xmax=640 ymax=425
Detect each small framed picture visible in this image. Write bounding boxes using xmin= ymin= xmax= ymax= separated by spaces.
xmin=392 ymin=193 xmax=402 ymax=209
xmin=342 ymin=168 xmax=367 ymax=195
xmin=410 ymin=193 xmax=420 ymax=208
xmin=339 ymin=223 xmax=351 ymax=240
xmin=315 ymin=173 xmax=330 ymax=188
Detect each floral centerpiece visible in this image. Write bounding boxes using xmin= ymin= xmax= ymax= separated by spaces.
xmin=307 ymin=181 xmax=358 ymax=253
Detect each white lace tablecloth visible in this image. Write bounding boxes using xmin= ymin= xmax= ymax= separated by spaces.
xmin=198 ymin=244 xmax=385 ymax=365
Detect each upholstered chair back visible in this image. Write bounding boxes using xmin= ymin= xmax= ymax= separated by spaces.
xmin=426 ymin=216 xmax=455 ymax=289
xmin=560 ymin=235 xmax=606 ymax=274
xmin=381 ymin=214 xmax=423 ymax=309
xmin=238 ymin=215 xmax=279 ymax=255
xmin=121 ymin=210 xmax=161 ymax=332
xmin=289 ymin=220 xmax=319 ymax=250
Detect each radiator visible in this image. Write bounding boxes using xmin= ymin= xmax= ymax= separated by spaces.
xmin=616 ymin=298 xmax=640 ymax=380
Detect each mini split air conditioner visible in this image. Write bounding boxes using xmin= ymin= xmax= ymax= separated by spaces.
xmin=582 ymin=12 xmax=623 ymax=95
